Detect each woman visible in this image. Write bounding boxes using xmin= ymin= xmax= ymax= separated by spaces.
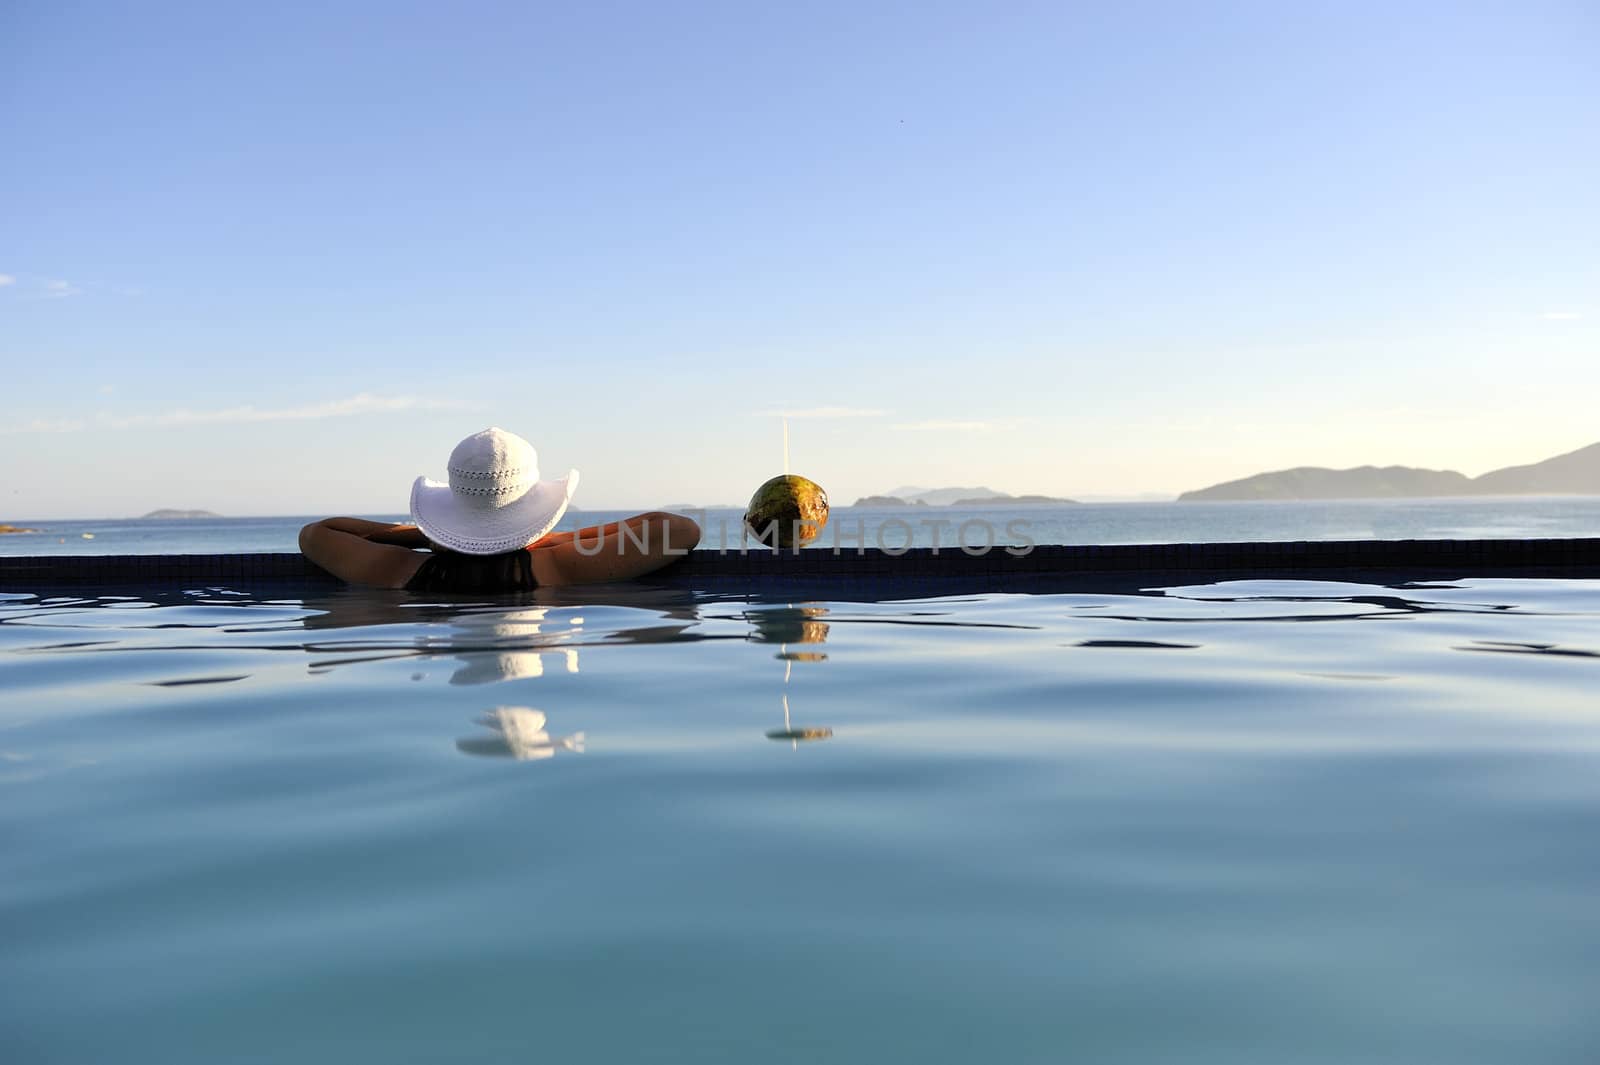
xmin=299 ymin=427 xmax=700 ymax=591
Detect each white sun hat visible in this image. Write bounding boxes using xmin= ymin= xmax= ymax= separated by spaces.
xmin=410 ymin=427 xmax=578 ymax=555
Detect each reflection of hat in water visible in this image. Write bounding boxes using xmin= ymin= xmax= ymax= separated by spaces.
xmin=450 ymin=646 xmax=580 ymax=685
xmin=455 ymin=706 xmax=585 ymax=760
xmin=410 ymin=427 xmax=578 ymax=555
xmin=444 ymin=608 xmax=579 ymax=685
xmin=451 ymin=648 xmax=548 ymax=685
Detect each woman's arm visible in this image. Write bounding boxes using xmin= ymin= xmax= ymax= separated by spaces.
xmin=308 ymin=517 xmax=428 ymax=547
xmin=366 ymin=524 xmax=430 ymax=548
xmin=299 ymin=519 xmax=427 ymax=588
xmin=529 ymin=511 xmax=701 ymax=586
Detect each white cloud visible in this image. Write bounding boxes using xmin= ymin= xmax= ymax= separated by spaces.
xmin=759 ymin=406 xmax=888 ymax=418
xmin=2 ymin=392 xmax=471 ymax=434
xmin=0 ymin=275 xmax=89 ymax=298
xmin=892 ymin=419 xmax=997 ymax=432
xmin=0 ymin=417 xmax=89 ymax=434
xmin=109 ymin=392 xmax=469 ymax=427
xmin=1540 ymin=311 xmax=1583 ymax=320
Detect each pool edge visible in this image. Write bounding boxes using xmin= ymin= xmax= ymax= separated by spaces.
xmin=4 ymin=538 xmax=1600 ymax=593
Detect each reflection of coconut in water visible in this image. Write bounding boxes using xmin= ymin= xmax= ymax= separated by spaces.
xmin=757 ymin=604 xmax=832 ymax=744
xmin=766 ymin=691 xmax=832 ymax=744
xmin=744 ymin=475 xmax=829 ymax=549
xmin=745 ymin=606 xmax=830 ymax=655
xmin=456 ymin=707 xmax=585 ymax=761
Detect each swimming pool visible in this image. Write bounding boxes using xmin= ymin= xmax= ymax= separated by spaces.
xmin=4 ymin=578 xmax=1599 ymax=1063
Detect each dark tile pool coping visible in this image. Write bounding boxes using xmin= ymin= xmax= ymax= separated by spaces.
xmin=4 ymin=539 xmax=1599 ymax=595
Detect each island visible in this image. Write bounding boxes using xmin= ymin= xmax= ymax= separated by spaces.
xmin=947 ymin=493 xmax=1078 ymax=506
xmin=882 ymin=485 xmax=1006 ymax=506
xmin=850 ymin=495 xmax=929 ymax=507
xmin=141 ymin=509 xmax=222 ymax=519
xmin=0 ymin=523 xmax=41 ymax=534
xmin=1180 ymin=441 xmax=1600 ymax=501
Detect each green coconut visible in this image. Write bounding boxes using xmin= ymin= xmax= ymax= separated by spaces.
xmin=744 ymin=475 xmax=829 ymax=549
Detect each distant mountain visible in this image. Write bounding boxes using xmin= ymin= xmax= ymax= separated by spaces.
xmin=1469 ymin=441 xmax=1600 ymax=495
xmin=1180 ymin=441 xmax=1600 ymax=501
xmin=141 ymin=508 xmax=222 ymax=519
xmin=1179 ymin=466 xmax=1471 ymax=502
xmin=854 ymin=490 xmax=1076 ymax=507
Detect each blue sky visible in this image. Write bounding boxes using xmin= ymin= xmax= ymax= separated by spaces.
xmin=2 ymin=1 xmax=1596 ymax=517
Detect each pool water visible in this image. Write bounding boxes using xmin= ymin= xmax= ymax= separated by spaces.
xmin=4 ymin=578 xmax=1599 ymax=1064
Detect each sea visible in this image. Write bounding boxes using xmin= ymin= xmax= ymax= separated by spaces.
xmin=5 ymin=571 xmax=1600 ymax=1062
xmin=3 ymin=496 xmax=1600 ymax=557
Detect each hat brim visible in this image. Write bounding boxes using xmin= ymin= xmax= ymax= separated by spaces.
xmin=410 ymin=469 xmax=578 ymax=555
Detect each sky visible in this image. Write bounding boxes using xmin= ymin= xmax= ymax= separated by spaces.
xmin=2 ymin=0 xmax=1596 ymax=518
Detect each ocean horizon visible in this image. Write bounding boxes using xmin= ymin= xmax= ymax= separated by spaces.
xmin=4 ymin=496 xmax=1599 ymax=558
